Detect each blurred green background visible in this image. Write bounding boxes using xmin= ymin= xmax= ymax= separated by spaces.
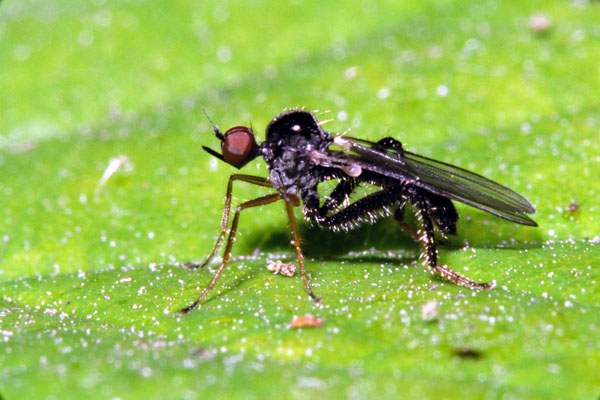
xmin=0 ymin=0 xmax=599 ymax=399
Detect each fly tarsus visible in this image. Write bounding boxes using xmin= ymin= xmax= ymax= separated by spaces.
xmin=177 ymin=299 xmax=201 ymax=316
xmin=181 ymin=260 xmax=207 ymax=270
xmin=431 ymin=264 xmax=493 ymax=290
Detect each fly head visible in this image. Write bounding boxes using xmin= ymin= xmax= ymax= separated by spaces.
xmin=202 ymin=124 xmax=260 ymax=169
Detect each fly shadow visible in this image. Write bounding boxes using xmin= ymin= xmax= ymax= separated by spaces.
xmin=242 ymin=207 xmax=543 ymax=265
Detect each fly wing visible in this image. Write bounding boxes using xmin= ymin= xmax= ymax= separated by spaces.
xmin=326 ymin=136 xmax=537 ymax=226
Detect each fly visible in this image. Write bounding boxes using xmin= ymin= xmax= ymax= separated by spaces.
xmin=179 ymin=109 xmax=537 ymax=314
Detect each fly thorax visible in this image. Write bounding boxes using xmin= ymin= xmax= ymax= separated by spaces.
xmin=261 ymin=109 xmax=333 ymax=197
xmin=263 ymin=138 xmax=322 ymax=193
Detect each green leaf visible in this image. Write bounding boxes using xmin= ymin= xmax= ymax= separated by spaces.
xmin=1 ymin=0 xmax=599 ymax=399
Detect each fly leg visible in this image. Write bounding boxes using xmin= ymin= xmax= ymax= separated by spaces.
xmin=414 ymin=195 xmax=492 ymax=290
xmin=302 ymin=176 xmax=358 ymax=222
xmin=374 ymin=137 xmax=404 ymax=156
xmin=179 ymin=192 xmax=282 ymax=315
xmin=314 ymin=187 xmax=405 ymax=231
xmin=321 ymin=178 xmax=358 ymax=211
xmin=284 ymin=197 xmax=321 ymax=304
xmin=183 ymin=174 xmax=272 ymax=269
xmin=393 ymin=205 xmax=420 ymax=242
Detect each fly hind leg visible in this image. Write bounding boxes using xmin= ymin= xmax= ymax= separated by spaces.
xmin=413 ymin=194 xmax=492 ymax=290
xmin=374 ymin=137 xmax=404 ymax=156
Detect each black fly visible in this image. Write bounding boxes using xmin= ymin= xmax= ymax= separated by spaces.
xmin=179 ymin=109 xmax=537 ymax=314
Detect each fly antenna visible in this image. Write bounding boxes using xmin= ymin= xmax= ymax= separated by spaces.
xmin=201 ymin=106 xmax=217 ymax=127
xmin=202 ymin=107 xmax=225 ymax=141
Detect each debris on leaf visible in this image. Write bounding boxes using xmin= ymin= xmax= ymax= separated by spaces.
xmin=95 ymin=155 xmax=133 ymax=197
xmin=267 ymin=260 xmax=296 ymax=277
xmin=421 ymin=300 xmax=438 ymax=321
xmin=289 ymin=314 xmax=324 ymax=329
xmin=529 ymin=14 xmax=551 ymax=33
xmin=190 ymin=347 xmax=217 ymax=361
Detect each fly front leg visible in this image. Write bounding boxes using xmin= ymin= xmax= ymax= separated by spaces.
xmin=179 ymin=192 xmax=282 ymax=315
xmin=413 ymin=195 xmax=492 ymax=290
xmin=183 ymin=174 xmax=272 ymax=269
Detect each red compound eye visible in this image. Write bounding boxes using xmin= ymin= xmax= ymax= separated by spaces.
xmin=221 ymin=126 xmax=257 ymax=168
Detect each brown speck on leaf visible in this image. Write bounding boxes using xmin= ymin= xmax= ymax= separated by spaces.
xmin=289 ymin=314 xmax=324 ymax=329
xmin=566 ymin=201 xmax=580 ymax=213
xmin=454 ymin=346 xmax=483 ymax=359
